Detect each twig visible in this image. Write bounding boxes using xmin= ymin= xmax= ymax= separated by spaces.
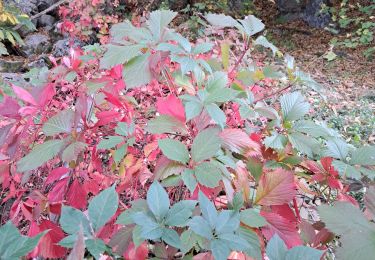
xmin=254 ymin=84 xmax=293 ymax=103
xmin=229 ymin=38 xmax=250 ymax=75
xmin=13 ymin=0 xmax=68 ymax=30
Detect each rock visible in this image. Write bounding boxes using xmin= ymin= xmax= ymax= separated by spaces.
xmin=37 ymin=14 xmax=56 ymax=28
xmin=4 ymin=0 xmax=39 ymax=16
xmin=0 ymin=57 xmax=25 ymax=73
xmin=302 ymin=0 xmax=331 ymax=28
xmin=22 ymin=33 xmax=52 ymax=56
xmin=276 ymin=0 xmax=307 ymax=13
xmin=27 ymin=55 xmax=49 ymax=69
xmin=37 ymin=0 xmax=59 ymax=12
xmin=1 ymin=73 xmax=28 ymax=87
xmin=52 ymin=38 xmax=83 ymax=57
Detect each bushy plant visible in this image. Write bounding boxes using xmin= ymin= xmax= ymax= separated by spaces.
xmin=1 ymin=9 xmax=375 ymax=259
xmin=0 ymin=0 xmax=35 ymax=55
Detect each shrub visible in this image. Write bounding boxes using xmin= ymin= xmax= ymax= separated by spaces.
xmin=0 ymin=9 xmax=375 ymax=259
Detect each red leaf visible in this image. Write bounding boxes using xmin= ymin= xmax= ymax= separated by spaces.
xmin=261 ymin=211 xmax=302 ymax=248
xmin=0 ymin=96 xmax=21 ymax=119
xmin=47 ymin=177 xmax=69 ymax=203
xmin=255 ymin=169 xmax=296 ymax=206
xmin=124 ymin=242 xmax=148 ymax=260
xmin=45 ymin=167 xmax=70 ymax=185
xmin=66 ymin=179 xmax=87 ymax=209
xmin=219 ymin=128 xmax=261 ymax=157
xmin=28 ymin=220 xmax=67 ymax=258
xmin=156 ymin=95 xmax=185 ymax=123
xmin=12 ymin=85 xmax=38 ymax=106
xmin=96 ymin=110 xmax=121 ymax=126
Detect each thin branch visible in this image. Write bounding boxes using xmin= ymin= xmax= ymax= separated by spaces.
xmin=254 ymin=84 xmax=293 ymax=103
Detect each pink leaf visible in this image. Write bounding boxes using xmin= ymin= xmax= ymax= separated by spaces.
xmin=66 ymin=179 xmax=87 ymax=210
xmin=47 ymin=177 xmax=69 ymax=203
xmin=0 ymin=96 xmax=21 ymax=119
xmin=12 ymin=85 xmax=38 ymax=106
xmin=28 ymin=220 xmax=67 ymax=258
xmin=255 ymin=169 xmax=296 ymax=206
xmin=156 ymin=95 xmax=186 ymax=123
xmin=46 ymin=167 xmax=70 ymax=185
xmin=219 ymin=128 xmax=261 ymax=156
xmin=261 ymin=211 xmax=302 ymax=248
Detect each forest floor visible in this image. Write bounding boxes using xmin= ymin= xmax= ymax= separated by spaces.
xmin=254 ymin=3 xmax=375 ymax=145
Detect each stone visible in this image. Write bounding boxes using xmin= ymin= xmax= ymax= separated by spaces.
xmin=302 ymin=0 xmax=331 ymax=28
xmin=1 ymin=73 xmax=28 ymax=87
xmin=52 ymin=38 xmax=83 ymax=57
xmin=37 ymin=14 xmax=56 ymax=28
xmin=0 ymin=57 xmax=25 ymax=73
xmin=4 ymin=0 xmax=39 ymax=16
xmin=27 ymin=56 xmax=49 ymax=69
xmin=22 ymin=33 xmax=52 ymax=56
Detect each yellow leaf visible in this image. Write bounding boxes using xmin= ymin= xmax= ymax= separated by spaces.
xmin=221 ymin=41 xmax=230 ymax=70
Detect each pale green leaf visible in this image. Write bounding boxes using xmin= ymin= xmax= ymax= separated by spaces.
xmin=97 ymin=136 xmax=123 ymax=149
xmin=280 ymin=92 xmax=310 ymax=121
xmin=239 ymin=15 xmax=265 ymax=36
xmin=147 ymin=181 xmax=170 ymax=221
xmin=146 ymin=115 xmax=187 ymax=134
xmin=194 ymin=162 xmax=222 ymax=188
xmin=165 ymin=200 xmax=197 ymax=227
xmin=17 ymin=139 xmax=67 ymax=172
xmin=162 ymin=228 xmax=182 ymax=249
xmin=158 ymin=138 xmax=190 ymax=164
xmin=88 ymin=185 xmax=119 ymax=231
xmin=148 ymin=10 xmax=177 ymax=40
xmin=205 ymin=13 xmax=240 ymax=28
xmin=62 ymin=141 xmax=87 ymax=162
xmin=191 ymin=128 xmax=221 ymax=162
xmin=100 ymin=44 xmax=144 ymax=69
xmin=266 ymin=234 xmax=287 ymax=260
xmin=350 ymin=146 xmax=375 ymax=166
xmin=240 ymin=209 xmax=267 ymax=228
xmin=205 ymin=103 xmax=226 ymax=129
xmin=254 ymin=36 xmax=279 ymax=56
xmin=43 ymin=109 xmax=74 ymax=136
xmin=123 ymin=53 xmax=152 ymax=88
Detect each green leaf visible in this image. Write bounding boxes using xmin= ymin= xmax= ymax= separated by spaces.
xmin=198 ymin=191 xmax=217 ymax=228
xmin=100 ymin=44 xmax=144 ymax=69
xmin=318 ymin=202 xmax=374 ymax=235
xmin=165 ymin=200 xmax=197 ymax=227
xmin=205 ymin=13 xmax=240 ymax=28
xmin=162 ymin=228 xmax=182 ymax=249
xmin=286 ymin=246 xmax=324 ymax=260
xmin=204 ymin=88 xmax=237 ymax=104
xmin=147 ymin=10 xmax=177 ymax=40
xmin=192 ymin=42 xmax=214 ymax=54
xmin=146 ymin=115 xmax=187 ymax=134
xmin=62 ymin=141 xmax=87 ymax=162
xmin=132 ymin=212 xmax=163 ymax=240
xmin=238 ymin=227 xmax=262 ymax=259
xmin=323 ymin=138 xmax=349 ymax=160
xmin=110 ymin=20 xmax=152 ymax=43
xmin=147 ymin=182 xmax=170 ymax=221
xmin=194 ymin=162 xmax=222 ymax=188
xmin=254 ymin=36 xmax=279 ymax=56
xmin=17 ymin=139 xmax=67 ymax=172
xmin=0 ymin=42 xmax=8 ymax=55
xmin=86 ymin=239 xmax=106 ymax=260
xmin=206 ymin=72 xmax=228 ymax=91
xmin=191 ymin=128 xmax=221 ymax=162
xmin=97 ymin=136 xmax=123 ymax=149
xmin=210 ymin=239 xmax=231 ymax=260
xmin=180 ymin=229 xmax=200 ymax=253
xmin=43 ymin=109 xmax=74 ymax=136
xmin=266 ymin=234 xmax=287 ymax=260
xmin=0 ymin=221 xmax=46 ymax=259
xmin=332 ymin=160 xmax=361 ymax=179
xmin=239 ymin=15 xmax=265 ymax=36
xmin=123 ymin=53 xmax=152 ymax=88
xmin=60 ymin=206 xmax=91 ymax=235
xmin=264 ymin=133 xmax=287 ymax=150
xmin=280 ymin=92 xmax=310 ymax=121
xmin=114 ymin=144 xmax=127 ymax=163
xmin=215 ymin=210 xmax=240 ymax=234
xmin=185 ymin=101 xmax=203 ymax=121
xmin=240 ymin=209 xmax=267 ymax=228
xmin=115 ymin=122 xmax=135 ymax=136
xmin=217 ymin=233 xmax=249 ymax=251
xmin=88 ymin=185 xmax=119 ymax=231
xmin=188 ymin=216 xmax=213 ymax=239
xmin=205 ymin=103 xmax=226 ymax=129
xmin=293 ymin=120 xmax=333 ymax=138
xmin=181 ymin=169 xmax=198 ymax=192
xmin=289 ymin=133 xmax=320 ymax=158
xmin=158 ymin=138 xmax=190 ymax=164
xmin=350 ymin=146 xmax=375 ymax=166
